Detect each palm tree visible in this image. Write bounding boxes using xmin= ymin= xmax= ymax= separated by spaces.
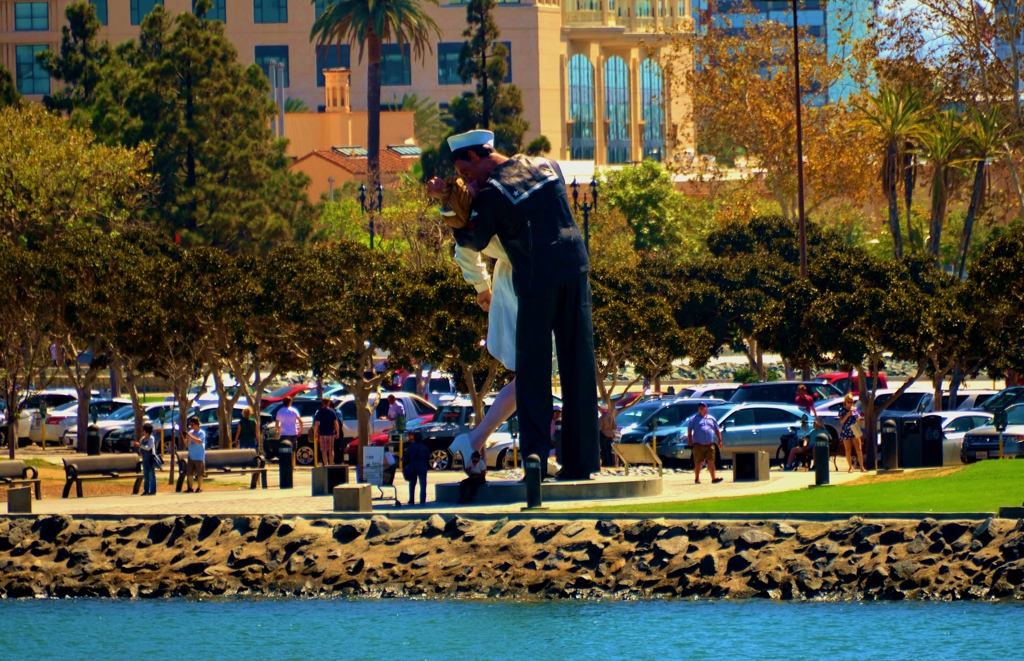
xmin=311 ymin=0 xmax=441 ymax=187
xmin=956 ymin=109 xmax=1012 ymax=278
xmin=284 ymin=97 xmax=310 ymax=113
xmin=916 ymin=110 xmax=966 ymax=260
xmin=854 ymin=87 xmax=928 ymax=259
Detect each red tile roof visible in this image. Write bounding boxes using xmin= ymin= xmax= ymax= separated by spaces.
xmin=296 ymin=149 xmax=415 ymax=175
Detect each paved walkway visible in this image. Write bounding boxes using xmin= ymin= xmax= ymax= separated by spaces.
xmin=18 ymin=451 xmax=865 ymax=517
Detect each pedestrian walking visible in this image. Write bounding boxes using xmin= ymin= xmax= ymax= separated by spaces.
xmin=313 ymin=397 xmax=339 ymax=465
xmin=687 ymin=403 xmax=724 ymax=484
xmin=136 ymin=422 xmax=160 ymax=495
xmin=275 ymin=395 xmax=303 ymax=452
xmin=234 ymin=406 xmax=260 ymax=450
xmin=458 ymin=451 xmax=487 ymax=504
xmin=839 ymin=393 xmax=866 ymax=473
xmin=183 ymin=416 xmax=206 ymax=493
xmin=402 ymin=435 xmax=431 ymax=505
xmin=794 ymin=384 xmax=818 ymax=419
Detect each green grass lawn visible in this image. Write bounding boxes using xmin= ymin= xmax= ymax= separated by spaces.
xmin=574 ymin=460 xmax=1024 ymax=514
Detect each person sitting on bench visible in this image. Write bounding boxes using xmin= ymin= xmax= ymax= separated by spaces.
xmin=458 ymin=451 xmax=487 ymax=504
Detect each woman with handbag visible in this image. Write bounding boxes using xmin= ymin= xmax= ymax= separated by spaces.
xmin=839 ymin=394 xmax=866 ymax=473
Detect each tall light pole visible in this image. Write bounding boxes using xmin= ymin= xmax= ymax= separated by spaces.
xmin=792 ymin=0 xmax=807 ymax=278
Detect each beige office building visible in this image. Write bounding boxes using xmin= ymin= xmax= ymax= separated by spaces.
xmin=1 ymin=0 xmax=693 ymax=164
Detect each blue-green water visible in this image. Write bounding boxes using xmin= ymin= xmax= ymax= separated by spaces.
xmin=1 ymin=599 xmax=1021 ymax=660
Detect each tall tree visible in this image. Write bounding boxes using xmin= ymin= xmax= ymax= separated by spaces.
xmin=0 ymin=64 xmax=20 ymax=107
xmin=36 ymin=2 xmax=111 ymax=120
xmin=854 ymin=86 xmax=930 ymax=259
xmin=91 ymin=5 xmax=311 ymax=249
xmin=957 ymin=108 xmax=1012 ymax=278
xmin=0 ymin=103 xmax=150 ymax=245
xmin=311 ymin=0 xmax=441 ymax=188
xmin=917 ymin=110 xmax=966 ymax=260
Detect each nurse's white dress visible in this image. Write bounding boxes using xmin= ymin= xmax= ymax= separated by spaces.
xmin=454 ymin=236 xmax=516 ymax=371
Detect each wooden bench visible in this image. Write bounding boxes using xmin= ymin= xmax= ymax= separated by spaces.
xmin=62 ymin=455 xmax=143 ymax=498
xmin=174 ymin=449 xmax=268 ymax=492
xmin=612 ymin=442 xmax=663 ymax=477
xmin=0 ymin=460 xmax=42 ymax=500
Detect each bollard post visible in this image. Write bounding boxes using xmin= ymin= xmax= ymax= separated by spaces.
xmin=813 ymin=430 xmax=830 ymax=486
xmin=510 ymin=417 xmax=519 ymax=470
xmin=278 ymin=439 xmax=294 ymax=489
xmin=523 ymin=454 xmax=543 ymax=510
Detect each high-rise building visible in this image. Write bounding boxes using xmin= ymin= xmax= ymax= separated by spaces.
xmin=0 ymin=0 xmax=697 ymax=164
xmin=690 ymin=0 xmax=876 ymax=101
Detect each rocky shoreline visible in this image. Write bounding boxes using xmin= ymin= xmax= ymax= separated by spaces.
xmin=2 ymin=514 xmax=1024 ymax=601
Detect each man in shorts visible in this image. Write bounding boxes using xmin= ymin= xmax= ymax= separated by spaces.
xmin=275 ymin=396 xmax=303 ymax=456
xmin=687 ymin=403 xmax=723 ymax=485
xmin=183 ymin=416 xmax=207 ymax=493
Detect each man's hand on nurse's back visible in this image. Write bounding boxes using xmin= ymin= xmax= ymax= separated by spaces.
xmin=425 ymin=177 xmax=446 ymax=198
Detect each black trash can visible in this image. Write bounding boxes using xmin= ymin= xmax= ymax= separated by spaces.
xmin=86 ymin=425 xmax=101 ymax=456
xmin=880 ymin=420 xmax=899 ymax=469
xmin=899 ymin=415 xmax=923 ymax=468
xmin=920 ymin=414 xmax=944 ymax=467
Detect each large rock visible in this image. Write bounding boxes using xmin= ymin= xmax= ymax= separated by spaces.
xmin=334 ymin=520 xmax=369 ymax=541
xmin=32 ymin=515 xmax=72 ymax=542
xmin=531 ymin=523 xmax=564 ymax=543
xmin=737 ymin=530 xmax=774 ymax=550
xmin=699 ymin=553 xmax=720 ymax=576
xmin=366 ymin=516 xmax=393 ymax=538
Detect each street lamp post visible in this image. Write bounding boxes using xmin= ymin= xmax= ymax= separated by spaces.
xmin=359 ymin=182 xmax=384 ymax=248
xmin=328 ymin=176 xmax=335 ymax=202
xmin=570 ymin=178 xmax=598 ymax=253
xmin=792 ymin=0 xmax=807 ymax=279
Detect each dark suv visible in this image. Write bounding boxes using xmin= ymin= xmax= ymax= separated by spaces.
xmin=404 ymin=399 xmax=490 ymax=471
xmin=730 ymin=381 xmax=842 ymax=405
xmin=980 ymin=387 xmax=1024 ymax=413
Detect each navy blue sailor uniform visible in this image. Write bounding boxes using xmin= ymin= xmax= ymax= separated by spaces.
xmin=453 ymin=155 xmax=600 ymax=479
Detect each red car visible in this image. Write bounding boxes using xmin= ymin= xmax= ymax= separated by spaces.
xmin=343 ymin=413 xmax=434 ymax=463
xmin=814 ymin=372 xmax=887 ymax=395
xmin=260 ymin=384 xmax=313 ymax=409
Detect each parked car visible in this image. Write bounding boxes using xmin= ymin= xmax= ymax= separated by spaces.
xmin=66 ymin=402 xmax=183 ymax=452
xmin=961 ymin=404 xmax=1024 ymax=462
xmin=874 ymin=390 xmax=935 ymax=425
xmin=729 ymin=381 xmax=842 ymax=406
xmin=263 ymin=392 xmax=435 ymax=465
xmin=922 ymin=411 xmax=995 ymax=466
xmin=813 ymin=371 xmax=888 ymax=395
xmin=259 ymin=383 xmax=314 ymax=409
xmin=946 ymin=389 xmax=999 ymax=411
xmin=343 ymin=410 xmax=436 ymax=465
xmin=979 ymin=386 xmax=1024 ymax=413
xmin=16 ymin=389 xmax=91 ymax=443
xmin=676 ymin=383 xmax=741 ymax=401
xmin=400 ymin=372 xmax=458 ymax=406
xmin=650 ymin=403 xmax=809 ymax=466
xmin=29 ymin=398 xmax=132 ymax=445
xmin=402 ymin=397 xmax=494 ymax=471
xmin=618 ymin=398 xmax=726 ymax=447
xmin=613 ymin=400 xmax=675 ymax=437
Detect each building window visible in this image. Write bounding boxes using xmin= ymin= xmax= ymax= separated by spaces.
xmin=194 ymin=0 xmax=226 ymax=21
xmin=14 ymin=3 xmax=48 ymax=31
xmin=254 ymin=0 xmax=287 ymax=24
xmin=438 ymin=41 xmax=511 ymax=85
xmin=381 ymin=43 xmax=411 ymax=86
xmin=131 ymin=0 xmax=163 ymax=26
xmin=568 ymin=54 xmax=595 ymax=161
xmin=314 ymin=0 xmax=334 ymax=19
xmin=605 ymin=56 xmax=631 ymax=164
xmin=15 ymin=45 xmax=49 ymax=95
xmin=437 ymin=42 xmax=462 ymax=85
xmin=255 ymin=46 xmax=290 ymax=87
xmin=640 ymin=59 xmax=664 ymax=161
xmin=90 ymin=0 xmax=108 ymax=25
xmin=316 ymin=44 xmax=350 ymax=87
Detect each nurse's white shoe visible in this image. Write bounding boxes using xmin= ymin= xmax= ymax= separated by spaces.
xmin=449 ymin=434 xmax=473 ymax=467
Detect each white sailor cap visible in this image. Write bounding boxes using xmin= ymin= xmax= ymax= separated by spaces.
xmin=448 ymin=129 xmax=495 ymax=153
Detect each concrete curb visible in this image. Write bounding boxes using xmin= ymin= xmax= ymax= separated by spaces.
xmin=2 ymin=510 xmax=1010 ymax=522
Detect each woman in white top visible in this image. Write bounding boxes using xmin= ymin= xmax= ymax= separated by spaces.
xmin=447 ymin=236 xmax=519 ymax=464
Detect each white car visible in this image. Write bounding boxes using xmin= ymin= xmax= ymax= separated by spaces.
xmin=16 ymin=389 xmax=87 ymax=442
xmin=29 ymin=398 xmax=132 ymax=445
xmin=400 ymin=372 xmax=458 ymax=406
xmin=677 ymin=383 xmax=741 ymax=401
xmin=950 ymin=390 xmax=1000 ymax=411
xmin=482 ymin=420 xmax=519 ymax=470
xmin=263 ymin=392 xmax=437 ymax=444
xmin=63 ymin=402 xmax=180 ymax=449
xmin=924 ymin=411 xmax=995 ymax=466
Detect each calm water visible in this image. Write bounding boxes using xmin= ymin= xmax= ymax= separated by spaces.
xmin=1 ymin=598 xmax=1020 ymax=660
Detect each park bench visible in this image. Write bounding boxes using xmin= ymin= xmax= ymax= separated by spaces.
xmin=62 ymin=455 xmax=143 ymax=498
xmin=174 ymin=449 xmax=268 ymax=492
xmin=612 ymin=442 xmax=663 ymax=477
xmin=0 ymin=460 xmax=42 ymax=500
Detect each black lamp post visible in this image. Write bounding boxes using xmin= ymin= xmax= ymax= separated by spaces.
xmin=589 ymin=176 xmax=599 ymax=211
xmin=570 ymin=178 xmax=580 ymax=210
xmin=791 ymin=0 xmax=807 ymax=279
xmin=580 ymin=192 xmax=593 ymax=253
xmin=359 ymin=182 xmax=384 ymax=249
